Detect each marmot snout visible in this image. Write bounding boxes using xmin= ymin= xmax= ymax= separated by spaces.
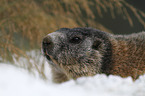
xmin=42 ymin=28 xmax=145 ymax=83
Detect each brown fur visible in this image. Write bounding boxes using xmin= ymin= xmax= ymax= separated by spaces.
xmin=105 ymin=33 xmax=145 ymax=79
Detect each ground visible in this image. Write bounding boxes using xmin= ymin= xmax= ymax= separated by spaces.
xmin=0 ymin=62 xmax=145 ymax=96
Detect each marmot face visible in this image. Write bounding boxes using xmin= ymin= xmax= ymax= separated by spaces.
xmin=42 ymin=28 xmax=112 ymax=79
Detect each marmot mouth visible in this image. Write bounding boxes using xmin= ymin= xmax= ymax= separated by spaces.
xmin=45 ymin=54 xmax=59 ymax=67
xmin=45 ymin=55 xmax=51 ymax=61
xmin=45 ymin=54 xmax=56 ymax=66
xmin=43 ymin=48 xmax=53 ymax=62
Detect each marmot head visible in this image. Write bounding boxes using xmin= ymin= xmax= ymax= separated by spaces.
xmin=42 ymin=27 xmax=112 ymax=79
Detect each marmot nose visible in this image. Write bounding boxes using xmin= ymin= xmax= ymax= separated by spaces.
xmin=42 ymin=36 xmax=54 ymax=55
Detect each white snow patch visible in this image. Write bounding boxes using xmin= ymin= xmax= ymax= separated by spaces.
xmin=0 ymin=63 xmax=145 ymax=96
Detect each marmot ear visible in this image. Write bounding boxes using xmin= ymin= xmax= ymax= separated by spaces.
xmin=92 ymin=39 xmax=102 ymax=50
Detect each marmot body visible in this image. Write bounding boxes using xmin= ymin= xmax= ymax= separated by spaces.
xmin=42 ymin=28 xmax=145 ymax=83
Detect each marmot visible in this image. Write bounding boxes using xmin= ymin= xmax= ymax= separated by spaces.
xmin=42 ymin=27 xmax=145 ymax=83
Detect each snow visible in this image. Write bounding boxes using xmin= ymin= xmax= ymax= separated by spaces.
xmin=0 ymin=63 xmax=145 ymax=96
xmin=0 ymin=50 xmax=145 ymax=96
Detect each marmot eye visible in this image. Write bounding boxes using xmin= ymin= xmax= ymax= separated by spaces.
xmin=69 ymin=37 xmax=82 ymax=44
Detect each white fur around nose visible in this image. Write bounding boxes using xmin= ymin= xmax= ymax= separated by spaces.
xmin=47 ymin=32 xmax=65 ymax=43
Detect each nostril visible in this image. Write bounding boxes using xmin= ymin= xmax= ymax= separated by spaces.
xmin=43 ymin=41 xmax=51 ymax=46
xmin=42 ymin=36 xmax=54 ymax=56
xmin=42 ymin=36 xmax=52 ymax=47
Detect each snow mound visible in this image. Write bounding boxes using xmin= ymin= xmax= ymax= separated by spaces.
xmin=0 ymin=63 xmax=145 ymax=96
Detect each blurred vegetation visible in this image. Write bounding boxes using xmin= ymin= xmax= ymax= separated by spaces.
xmin=0 ymin=0 xmax=144 ymax=79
